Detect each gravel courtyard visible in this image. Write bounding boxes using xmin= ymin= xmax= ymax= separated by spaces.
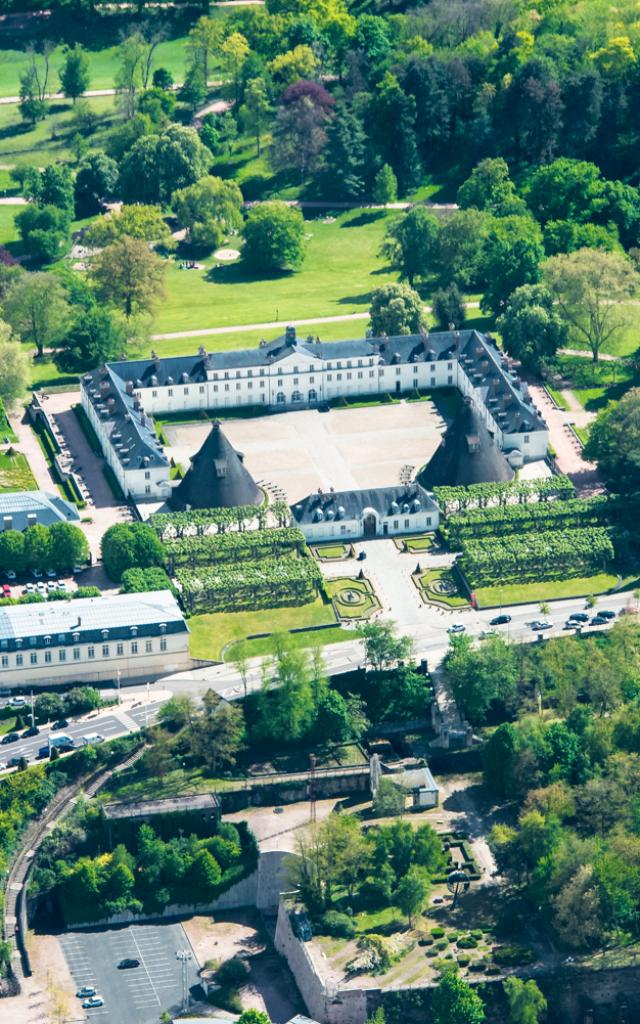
xmin=164 ymin=400 xmax=445 ymax=503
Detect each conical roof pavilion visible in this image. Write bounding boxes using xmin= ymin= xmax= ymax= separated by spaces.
xmin=419 ymin=398 xmax=515 ymax=488
xmin=169 ymin=421 xmax=262 ymax=510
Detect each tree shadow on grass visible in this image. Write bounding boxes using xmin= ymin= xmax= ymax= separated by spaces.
xmin=205 ymin=260 xmax=295 ymax=286
xmin=341 ymin=210 xmax=387 ymax=228
xmin=337 ymin=292 xmax=372 ymax=305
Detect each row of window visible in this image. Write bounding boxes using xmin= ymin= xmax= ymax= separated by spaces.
xmin=146 ymin=360 xmax=455 ymax=398
xmin=1 ymin=637 xmax=168 ymax=669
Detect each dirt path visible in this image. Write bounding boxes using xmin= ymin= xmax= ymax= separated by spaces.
xmin=559 ymin=347 xmax=624 ymax=362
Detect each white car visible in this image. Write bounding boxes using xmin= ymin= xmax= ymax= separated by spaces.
xmin=447 ymin=623 xmax=466 ymax=634
xmin=82 ymin=996 xmax=104 ymax=1008
xmin=76 ymin=986 xmax=96 ymax=998
xmin=45 ymin=569 xmax=57 ymax=579
xmin=531 ymin=620 xmax=553 ymax=631
xmin=36 ymin=582 xmax=47 ymax=594
xmin=82 ymin=733 xmax=105 ymax=745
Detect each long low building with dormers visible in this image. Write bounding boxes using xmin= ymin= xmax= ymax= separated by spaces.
xmin=80 ymin=326 xmax=549 ymax=501
xmin=0 ymin=590 xmax=191 ymax=688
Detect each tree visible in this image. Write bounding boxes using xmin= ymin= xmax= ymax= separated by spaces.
xmin=372 ymin=778 xmax=405 ymax=817
xmin=90 ymin=237 xmax=165 ymax=319
xmin=525 ymin=158 xmax=606 ymax=225
xmin=48 ymin=522 xmax=89 ymax=572
xmin=268 ymin=45 xmax=319 ymax=91
xmin=321 ymin=101 xmax=366 ymax=200
xmin=430 ymin=972 xmax=485 ymax=1024
xmin=496 ymin=283 xmax=566 ymax=371
xmin=432 ymin=284 xmax=466 ymax=331
xmin=60 ymin=44 xmax=90 ymax=103
xmin=480 ymin=215 xmax=544 ymax=317
xmin=153 ymin=68 xmax=174 ymax=91
xmin=369 ymin=283 xmax=425 ymax=336
xmin=172 ymin=176 xmax=243 ymax=251
xmin=187 ymin=848 xmax=222 ymax=897
xmin=190 ymin=690 xmax=245 ymax=772
xmin=444 ymin=633 xmax=518 ymax=725
xmin=101 ymin=522 xmax=165 ymax=581
xmin=258 ymin=635 xmax=318 ymax=742
xmin=38 ymin=165 xmax=75 ymax=214
xmin=19 ymin=45 xmax=52 ymax=125
xmin=372 ymin=164 xmax=398 ymax=204
xmin=0 ymin=530 xmax=25 ymax=572
xmin=115 ymin=29 xmax=164 ymax=119
xmin=369 ymin=73 xmax=422 ymax=195
xmin=584 ymin=388 xmax=640 ymax=493
xmin=56 ymin=306 xmax=125 ymax=373
xmin=381 ymin=208 xmax=439 ymax=287
xmin=271 ymin=96 xmax=330 ymax=183
xmin=85 ymin=204 xmax=171 ymax=247
xmin=119 ymin=125 xmax=211 ymax=205
xmin=34 ymin=692 xmax=65 ymax=723
xmin=457 ymin=158 xmax=525 ymax=216
xmin=503 ymin=978 xmax=546 ymax=1024
xmin=361 ymin=620 xmax=413 ymax=672
xmin=223 ymin=32 xmax=250 ymax=106
xmin=238 ymin=1011 xmax=270 ymax=1024
xmin=394 ymin=866 xmax=430 ymax=924
xmin=239 ymin=78 xmax=272 ymax=156
xmin=243 ymin=201 xmax=306 ymax=272
xmin=437 ymin=209 xmax=491 ymax=290
xmin=544 ymin=248 xmax=638 ymax=361
xmin=0 ymin=330 xmax=30 ymax=407
xmin=186 ymin=15 xmax=222 ymax=88
xmin=74 ymin=152 xmax=119 ymax=215
xmin=4 ymin=273 xmax=70 ymax=358
xmin=23 ymin=524 xmax=51 ymax=571
xmin=15 ymin=205 xmax=71 ymax=264
xmin=157 ymin=695 xmax=196 ymax=732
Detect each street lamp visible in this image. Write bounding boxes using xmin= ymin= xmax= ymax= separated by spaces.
xmin=176 ymin=950 xmax=192 ymax=1012
xmin=116 ymin=669 xmax=121 ymax=706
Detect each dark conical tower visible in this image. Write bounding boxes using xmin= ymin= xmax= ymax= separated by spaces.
xmin=419 ymin=398 xmax=515 ymax=488
xmin=170 ymin=421 xmax=262 ymax=510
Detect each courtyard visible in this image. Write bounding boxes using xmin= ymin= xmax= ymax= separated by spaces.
xmin=163 ymin=400 xmax=446 ymax=504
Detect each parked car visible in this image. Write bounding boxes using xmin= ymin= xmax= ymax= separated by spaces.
xmin=531 ymin=620 xmax=553 ymax=631
xmin=7 ymin=756 xmax=27 ymax=768
xmin=52 ymin=719 xmax=69 ymax=730
xmin=490 ymin=613 xmax=511 ymax=625
xmin=73 ymin=564 xmax=87 ymax=574
xmin=117 ymin=958 xmax=140 ymax=970
xmin=21 ymin=726 xmax=39 ymax=738
xmin=357 ymin=551 xmax=367 ymax=561
xmin=568 ymin=612 xmax=589 ymax=623
xmin=563 ymin=620 xmax=578 ymax=630
xmin=56 ymin=581 xmax=67 ymax=592
xmin=478 ymin=629 xmax=498 ymax=640
xmin=24 ymin=583 xmax=34 ymax=594
xmin=31 ymin=569 xmax=43 ymax=580
xmin=36 ymin=582 xmax=47 ymax=594
xmin=447 ymin=623 xmax=466 ymax=634
xmin=76 ymin=987 xmax=96 ymax=999
xmin=82 ymin=733 xmax=105 ymax=745
xmin=2 ymin=584 xmax=11 ymax=597
xmin=590 ymin=615 xmax=608 ymax=626
xmin=82 ymin=996 xmax=104 ymax=1008
xmin=37 ymin=746 xmax=50 ymax=760
xmin=4 ymin=570 xmax=16 ymax=581
xmin=45 ymin=569 xmax=57 ymax=579
xmin=598 ymin=609 xmax=617 ymax=620
xmin=10 ymin=696 xmax=26 ymax=706
xmin=1 ymin=732 xmax=19 ymax=745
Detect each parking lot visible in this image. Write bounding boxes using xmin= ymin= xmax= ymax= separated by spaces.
xmin=60 ymin=922 xmax=201 ymax=1024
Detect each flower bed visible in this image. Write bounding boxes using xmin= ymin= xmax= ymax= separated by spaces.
xmin=324 ymin=576 xmax=380 ymax=620
xmin=414 ymin=568 xmax=469 ymax=608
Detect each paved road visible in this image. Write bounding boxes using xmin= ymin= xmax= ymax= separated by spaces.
xmin=0 ymin=699 xmax=164 ymax=770
xmin=60 ymin=922 xmax=200 ymax=1024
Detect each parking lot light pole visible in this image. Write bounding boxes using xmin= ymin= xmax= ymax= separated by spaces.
xmin=176 ymin=949 xmax=192 ymax=1012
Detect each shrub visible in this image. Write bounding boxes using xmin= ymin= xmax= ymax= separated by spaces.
xmin=457 ymin=937 xmax=478 ymax=949
xmin=425 ymin=948 xmax=438 ymax=958
xmin=418 ymin=936 xmax=434 ymax=946
xmin=471 ymin=929 xmax=484 ymax=940
xmin=485 ymin=964 xmax=502 ymax=975
xmin=208 ymin=988 xmax=243 ymax=1013
xmin=469 ymin=961 xmax=486 ymax=973
xmin=215 ymin=957 xmax=249 ymax=988
xmin=457 ymin=955 xmax=471 ymax=967
xmin=430 ymin=927 xmax=445 ymax=938
xmin=320 ymin=911 xmax=356 ymax=938
xmin=492 ymin=945 xmax=534 ymax=966
xmin=436 ymin=939 xmax=449 ymax=950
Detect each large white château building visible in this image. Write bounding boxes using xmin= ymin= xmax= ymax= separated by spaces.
xmin=81 ymin=326 xmax=549 ymax=501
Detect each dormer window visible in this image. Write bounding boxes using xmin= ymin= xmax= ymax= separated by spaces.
xmin=101 ymin=629 xmax=109 ymax=640
xmin=131 ymin=626 xmax=138 ymax=637
xmin=44 ymin=636 xmax=51 ymax=646
xmin=58 ymin=634 xmax=66 ymax=644
xmin=15 ymin=638 xmax=22 ymax=648
xmin=159 ymin=623 xmax=167 ymax=634
xmin=72 ymin=632 xmax=80 ymax=642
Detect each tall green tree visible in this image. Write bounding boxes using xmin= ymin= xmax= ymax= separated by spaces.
xmin=457 ymin=157 xmax=525 ymax=216
xmin=56 ymin=306 xmax=125 ymax=373
xmin=172 ymin=176 xmax=243 ymax=251
xmin=90 ymin=236 xmax=165 ymax=319
xmin=380 ymin=207 xmax=439 ymax=287
xmin=4 ymin=272 xmax=70 ymax=358
xmin=190 ymin=690 xmax=245 ymax=772
xmin=239 ymin=77 xmax=272 ymax=156
xmin=480 ymin=215 xmax=544 ymax=317
xmin=0 ymin=328 xmax=29 ymax=407
xmin=496 ymin=283 xmax=566 ymax=371
xmin=369 ymin=283 xmax=425 ymax=336
xmin=361 ymin=620 xmax=413 ymax=672
xmin=321 ymin=101 xmax=366 ymax=199
xmin=60 ymin=44 xmax=91 ymax=103
xmin=430 ymin=972 xmax=485 ymax=1024
xmin=394 ymin=866 xmax=430 ymax=925
xmin=503 ymin=977 xmax=547 ymax=1024
xmin=243 ymin=201 xmax=306 ymax=271
xmin=584 ymin=388 xmax=640 ymax=493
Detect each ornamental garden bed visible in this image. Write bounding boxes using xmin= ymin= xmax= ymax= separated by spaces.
xmin=413 ymin=568 xmax=469 ymax=608
xmin=0 ymin=449 xmax=37 ymax=493
xmin=324 ymin=576 xmax=381 ymax=621
xmin=313 ymin=543 xmax=354 ymax=561
xmin=393 ymin=533 xmax=435 ymax=553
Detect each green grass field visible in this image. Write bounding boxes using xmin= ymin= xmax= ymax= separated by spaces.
xmin=188 ymin=597 xmax=338 ymax=661
xmin=0 ymin=94 xmax=118 ymax=168
xmin=153 ymin=209 xmax=397 ymax=334
xmin=0 ymin=205 xmax=21 ymax=249
xmin=474 ymin=573 xmax=621 ymax=608
xmin=227 ymin=624 xmax=352 ymax=660
xmin=0 ymin=450 xmax=37 ymax=492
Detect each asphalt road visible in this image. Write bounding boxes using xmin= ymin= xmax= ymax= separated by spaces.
xmin=0 ymin=699 xmax=165 ymax=771
xmin=60 ymin=922 xmax=201 ymax=1024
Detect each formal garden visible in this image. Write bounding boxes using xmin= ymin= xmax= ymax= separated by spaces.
xmin=313 ymin=543 xmax=354 ymax=561
xmin=414 ymin=567 xmax=469 ymax=609
xmin=395 ymin=532 xmax=435 ymax=554
xmin=324 ymin=576 xmax=380 ymax=622
xmin=0 ymin=449 xmax=37 ymax=493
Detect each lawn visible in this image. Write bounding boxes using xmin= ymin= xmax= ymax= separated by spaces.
xmin=227 ymin=624 xmax=352 ymax=660
xmin=0 ymin=205 xmax=21 ymax=249
xmin=403 ymin=533 xmax=435 ymax=553
xmin=314 ymin=543 xmax=352 ymax=560
xmin=324 ymin=576 xmax=380 ymax=620
xmin=474 ymin=573 xmax=621 ymax=608
xmin=574 ymin=425 xmax=590 ymax=445
xmin=0 ymin=401 xmax=17 ymax=443
xmin=0 ymin=94 xmax=118 ymax=168
xmin=0 ymin=450 xmax=37 ymax=492
xmin=546 ymin=385 xmax=571 ymax=411
xmin=188 ymin=597 xmax=338 ymax=661
xmin=152 ymin=209 xmax=397 ymax=334
xmin=562 ymin=312 xmax=640 ymax=358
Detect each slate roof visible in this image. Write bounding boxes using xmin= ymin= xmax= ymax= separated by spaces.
xmin=0 ymin=490 xmax=80 ymax=530
xmin=82 ymin=365 xmax=169 ymax=471
xmin=420 ymin=398 xmax=515 ymax=488
xmin=291 ymin=484 xmax=438 ymax=526
xmin=0 ymin=590 xmax=187 ymax=654
xmin=170 ymin=421 xmax=262 ymax=510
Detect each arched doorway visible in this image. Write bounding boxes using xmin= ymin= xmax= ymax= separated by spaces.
xmin=276 ymin=392 xmax=286 ymax=404
xmin=362 ymin=511 xmax=377 ymax=537
xmin=308 ymin=388 xmax=318 ymax=402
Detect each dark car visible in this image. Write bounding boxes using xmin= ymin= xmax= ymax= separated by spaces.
xmin=117 ymin=958 xmax=140 ymax=970
xmin=490 ymin=614 xmax=512 ymax=626
xmin=1 ymin=732 xmax=19 ymax=745
xmin=37 ymin=745 xmax=50 ymax=760
xmin=52 ymin=719 xmax=69 ymax=730
xmin=598 ymin=609 xmax=617 ymax=620
xmin=590 ymin=615 xmax=608 ymax=626
xmin=21 ymin=726 xmax=39 ymax=738
xmin=7 ymin=755 xmax=27 ymax=768
xmin=569 ymin=612 xmax=589 ymax=623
